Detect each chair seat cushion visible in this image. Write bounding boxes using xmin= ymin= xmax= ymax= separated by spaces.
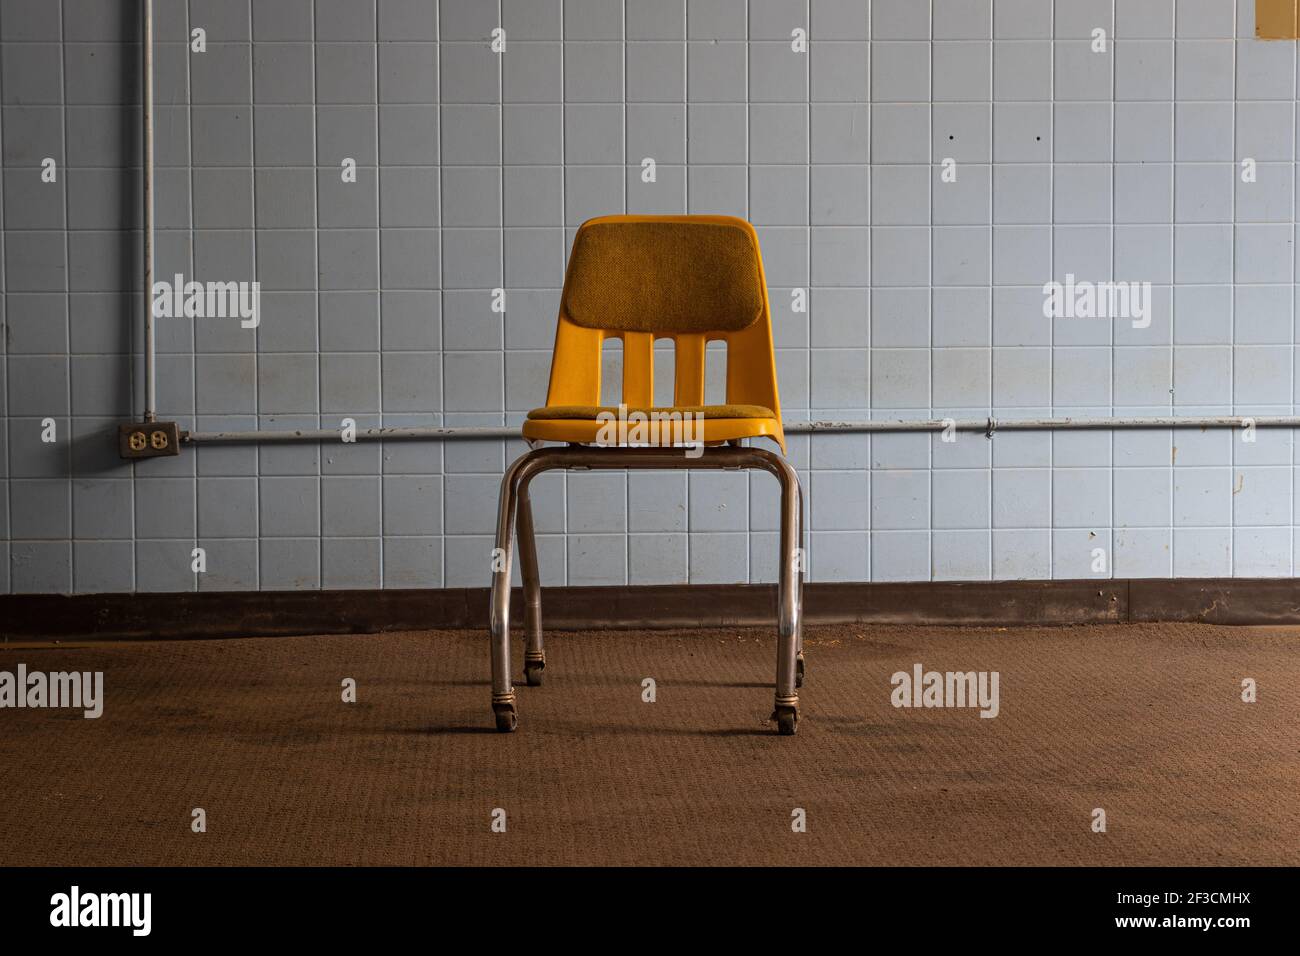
xmin=527 ymin=404 xmax=776 ymax=421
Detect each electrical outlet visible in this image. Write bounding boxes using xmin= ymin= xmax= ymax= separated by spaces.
xmin=118 ymin=421 xmax=183 ymax=459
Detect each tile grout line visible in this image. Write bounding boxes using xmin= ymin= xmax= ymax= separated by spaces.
xmin=682 ymin=0 xmax=689 ymax=582
xmin=498 ymin=0 xmax=504 ymax=449
xmin=1230 ymin=0 xmax=1238 ymax=575
xmin=0 ymin=6 xmax=7 ymax=593
xmin=1168 ymin=0 xmax=1177 ymax=575
xmin=185 ymin=1 xmax=197 ymax=591
xmin=1105 ymin=0 xmax=1115 ymax=580
xmin=374 ymin=0 xmax=383 ymax=588
xmin=1284 ymin=0 xmax=1294 ymax=574
xmin=746 ymin=11 xmax=757 ymax=584
xmin=436 ymin=0 xmax=445 ymax=588
xmin=60 ymin=0 xmax=73 ymax=591
xmin=987 ymin=0 xmax=995 ymax=580
xmin=927 ymin=0 xmax=935 ymax=581
xmin=1107 ymin=0 xmax=1115 ymax=580
xmin=624 ymin=0 xmax=629 ymax=586
xmin=249 ymin=0 xmax=261 ymax=590
xmin=1047 ymin=1 xmax=1055 ymax=581
xmin=559 ymin=0 xmax=568 ymax=584
xmin=1230 ymin=0 xmax=1237 ymax=575
xmin=312 ymin=0 xmax=324 ymax=590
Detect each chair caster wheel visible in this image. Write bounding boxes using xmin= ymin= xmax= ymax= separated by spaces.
xmin=795 ymin=655 xmax=805 ymax=688
xmin=492 ymin=702 xmax=517 ymax=733
xmin=773 ymin=705 xmax=798 ymax=736
xmin=524 ymin=661 xmax=545 ymax=687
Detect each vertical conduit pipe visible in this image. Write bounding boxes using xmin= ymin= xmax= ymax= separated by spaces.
xmin=142 ymin=0 xmax=156 ymax=421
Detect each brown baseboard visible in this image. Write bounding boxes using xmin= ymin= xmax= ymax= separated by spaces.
xmin=2 ymin=578 xmax=1299 ymax=642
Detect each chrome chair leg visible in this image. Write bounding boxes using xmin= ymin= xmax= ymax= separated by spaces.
xmin=487 ymin=445 xmax=802 ymax=735
xmin=517 ymin=478 xmax=545 ymax=686
xmin=488 ymin=453 xmax=534 ymax=732
xmin=795 ymin=475 xmax=805 ymax=688
xmin=771 ymin=455 xmax=802 ymax=735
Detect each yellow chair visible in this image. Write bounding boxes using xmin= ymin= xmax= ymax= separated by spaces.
xmin=489 ymin=215 xmax=805 ymax=734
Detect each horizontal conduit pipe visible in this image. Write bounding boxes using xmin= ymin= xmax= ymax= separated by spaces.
xmin=182 ymin=416 xmax=1300 ymax=445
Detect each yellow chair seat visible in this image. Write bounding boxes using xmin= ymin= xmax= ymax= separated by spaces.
xmin=528 ymin=404 xmax=774 ymax=420
xmin=523 ymin=404 xmax=783 ymax=447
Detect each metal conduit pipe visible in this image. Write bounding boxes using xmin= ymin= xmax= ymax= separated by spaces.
xmin=142 ymin=0 xmax=157 ymax=422
xmin=182 ymin=416 xmax=1300 ymax=445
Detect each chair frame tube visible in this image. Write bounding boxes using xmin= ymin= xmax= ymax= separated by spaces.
xmin=488 ymin=444 xmax=803 ymax=731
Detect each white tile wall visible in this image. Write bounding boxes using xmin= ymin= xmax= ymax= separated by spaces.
xmin=1 ymin=1 xmax=1296 ymax=593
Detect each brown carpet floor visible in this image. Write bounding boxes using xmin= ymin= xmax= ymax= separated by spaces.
xmin=0 ymin=622 xmax=1296 ymax=866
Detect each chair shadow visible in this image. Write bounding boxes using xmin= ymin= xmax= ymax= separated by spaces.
xmin=390 ymin=725 xmax=499 ymax=735
xmin=406 ymin=675 xmax=780 ymax=736
xmin=420 ymin=678 xmax=772 ymax=691
xmin=392 ymin=722 xmax=776 ymax=738
xmin=621 ymin=725 xmax=776 ymax=737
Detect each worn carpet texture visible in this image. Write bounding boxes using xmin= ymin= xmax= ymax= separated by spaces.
xmin=0 ymin=622 xmax=1296 ymax=866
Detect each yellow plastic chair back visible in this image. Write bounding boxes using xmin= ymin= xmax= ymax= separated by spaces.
xmin=521 ymin=214 xmax=786 ymax=452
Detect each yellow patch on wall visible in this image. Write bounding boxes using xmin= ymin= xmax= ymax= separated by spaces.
xmin=1257 ymin=0 xmax=1299 ymax=38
